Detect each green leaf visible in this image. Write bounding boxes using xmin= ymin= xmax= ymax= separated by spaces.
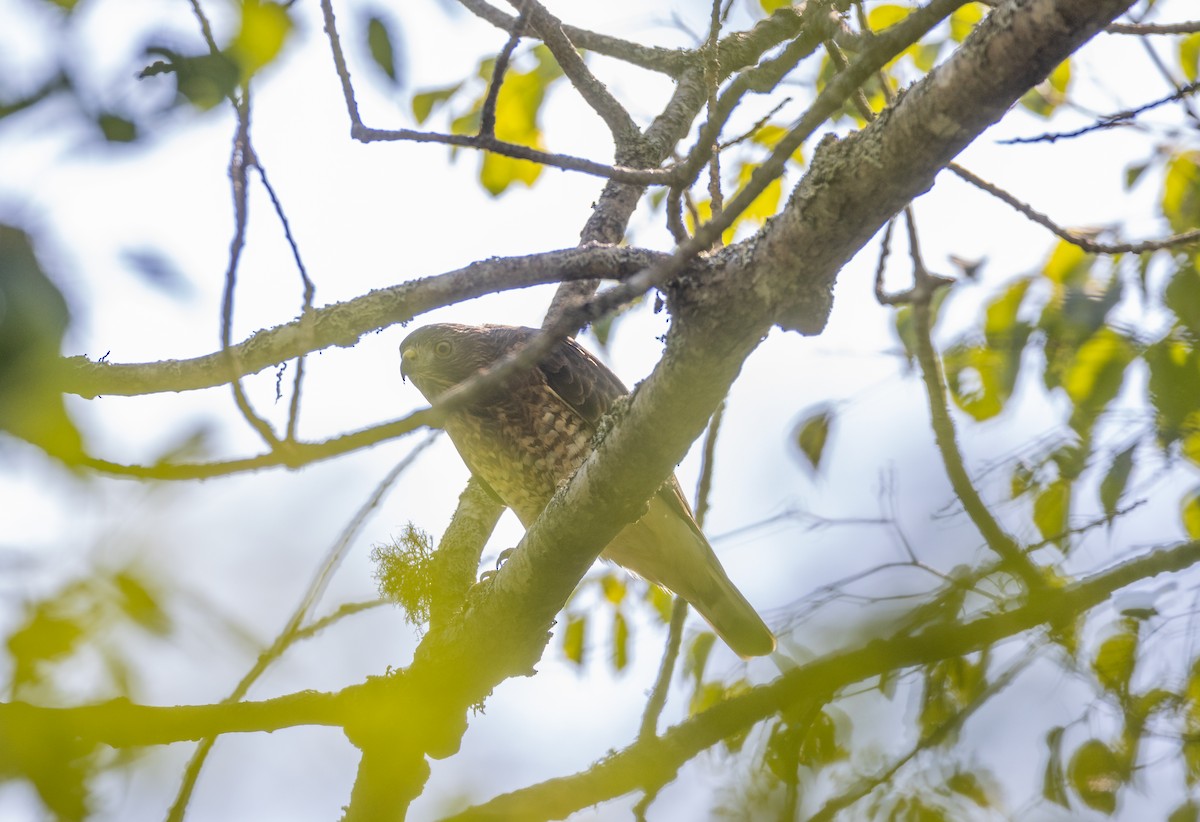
xmin=1183 ymin=488 xmax=1200 ymax=540
xmin=1034 ymin=479 xmax=1070 ymax=547
xmin=1145 ymin=337 xmax=1200 ymax=445
xmin=141 ymin=48 xmax=241 ymax=110
xmin=563 ymin=614 xmax=586 ymax=666
xmin=230 ymin=0 xmax=293 ymax=80
xmin=1099 ymin=446 xmax=1135 ymax=518
xmin=1068 ymin=739 xmax=1123 ymax=814
xmin=644 ymin=584 xmax=673 ymax=623
xmin=949 ymin=3 xmax=985 ymax=42
xmin=792 ymin=406 xmax=833 ymax=474
xmin=600 ymin=573 xmax=626 ymax=605
xmin=1124 ymin=162 xmax=1149 ymax=190
xmin=867 ymin=4 xmax=910 ymax=31
xmin=97 ymin=113 xmax=136 ymax=142
xmin=411 ymin=84 xmax=460 ymax=124
xmin=1165 ymin=259 xmax=1200 ymax=339
xmin=113 ymin=571 xmax=171 ymax=636
xmin=682 ymin=632 xmax=716 ymax=687
xmin=366 ymin=16 xmax=401 ymax=86
xmin=1063 ymin=328 xmax=1134 ymax=435
xmin=611 ymin=610 xmax=629 ymax=672
xmin=1042 ymin=240 xmax=1093 ymax=286
xmin=1170 ymin=802 xmax=1200 ymax=822
xmin=944 ymin=343 xmax=1022 ymax=420
xmin=984 ymin=277 xmax=1032 ymax=348
xmin=1180 ymin=33 xmax=1200 ymax=82
xmin=1043 ymin=726 xmax=1069 ymax=807
xmin=0 ymin=225 xmax=83 ymax=461
xmin=1093 ymin=628 xmax=1138 ymax=697
xmin=758 ymin=0 xmax=793 ymax=12
xmin=1011 ymin=461 xmax=1035 ymax=499
xmin=1162 ymin=152 xmax=1200 ymax=234
xmin=947 ymin=771 xmax=991 ymax=808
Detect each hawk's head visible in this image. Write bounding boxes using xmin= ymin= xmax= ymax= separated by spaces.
xmin=400 ymin=323 xmax=520 ymax=401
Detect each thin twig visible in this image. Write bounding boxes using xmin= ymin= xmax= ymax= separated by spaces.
xmin=165 ymin=441 xmax=432 ymax=822
xmin=948 ymin=163 xmax=1200 ymax=254
xmin=508 ymin=0 xmax=641 ymax=145
xmin=479 ymin=4 xmax=528 ymax=138
xmin=633 ymin=400 xmax=727 ymax=817
xmin=998 ymin=79 xmax=1200 ymax=144
xmin=806 ymin=652 xmax=1034 ymax=822
xmin=252 ymin=162 xmax=315 ymax=442
xmin=222 ymin=97 xmax=282 ymax=450
xmin=1107 ymin=20 xmax=1200 ymax=35
xmin=704 ymin=0 xmax=724 ymax=248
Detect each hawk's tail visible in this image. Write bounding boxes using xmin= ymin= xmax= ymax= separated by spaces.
xmin=604 ymin=491 xmax=776 ymax=658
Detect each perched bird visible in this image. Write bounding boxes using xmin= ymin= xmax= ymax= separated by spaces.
xmin=400 ymin=323 xmax=775 ymax=657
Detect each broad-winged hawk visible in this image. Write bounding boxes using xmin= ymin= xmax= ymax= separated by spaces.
xmin=400 ymin=323 xmax=775 ymax=657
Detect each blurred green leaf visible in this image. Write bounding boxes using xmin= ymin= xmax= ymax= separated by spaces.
xmin=1183 ymin=488 xmax=1200 ymax=540
xmin=949 ymin=3 xmax=985 ymax=42
xmin=97 ymin=113 xmax=136 ymax=142
xmin=1043 ymin=726 xmax=1069 ymax=807
xmin=1162 ymin=151 xmax=1200 ymax=235
xmin=1011 ymin=461 xmax=1035 ymax=499
xmin=600 ymin=573 xmax=626 ymax=606
xmin=792 ymin=406 xmax=833 ymax=474
xmin=230 ymin=0 xmax=293 ymax=80
xmin=1124 ymin=161 xmax=1149 ymax=190
xmin=1068 ymin=738 xmax=1123 ymax=814
xmin=366 ymin=16 xmax=402 ymax=86
xmin=141 ymin=48 xmax=240 ymax=110
xmin=412 ymin=83 xmax=461 ymax=124
xmin=611 ymin=610 xmax=629 ymax=672
xmin=1180 ymin=32 xmax=1200 ymax=82
xmin=1099 ymin=445 xmax=1135 ymax=518
xmin=947 ymin=771 xmax=991 ymax=808
xmin=563 ymin=614 xmax=586 ymax=666
xmin=0 ymin=224 xmax=83 ymax=461
xmin=1064 ymin=328 xmax=1134 ymax=435
xmin=800 ymin=710 xmax=846 ymax=768
xmin=944 ymin=344 xmax=1018 ymax=420
xmin=1164 ymin=259 xmax=1200 ymax=339
xmin=644 ymin=584 xmax=673 ymax=623
xmin=1033 ymin=479 xmax=1070 ymax=546
xmin=682 ymin=632 xmax=716 ymax=688
xmin=1042 ymin=240 xmax=1093 ymax=286
xmin=1093 ymin=628 xmax=1138 ymax=697
xmin=7 ymin=609 xmax=84 ymax=689
xmin=1145 ymin=336 xmax=1200 ymax=445
xmin=113 ymin=571 xmax=171 ymax=636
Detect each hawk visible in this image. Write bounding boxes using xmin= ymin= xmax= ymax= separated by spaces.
xmin=399 ymin=323 xmax=775 ymax=658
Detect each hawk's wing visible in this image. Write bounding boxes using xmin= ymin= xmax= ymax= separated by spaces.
xmin=536 ymin=330 xmax=707 ymax=537
xmin=536 ymin=334 xmax=628 ymax=428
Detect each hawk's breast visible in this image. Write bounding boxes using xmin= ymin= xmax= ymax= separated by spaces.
xmin=444 ymin=379 xmax=593 ymax=526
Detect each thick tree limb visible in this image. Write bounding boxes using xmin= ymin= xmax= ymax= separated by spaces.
xmin=60 ymin=246 xmax=669 ymax=399
xmin=448 ymin=539 xmax=1200 ymax=820
xmin=343 ymin=2 xmax=1138 ymax=818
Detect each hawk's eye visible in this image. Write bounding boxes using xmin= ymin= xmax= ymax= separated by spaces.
xmin=434 ymin=340 xmax=453 ymax=357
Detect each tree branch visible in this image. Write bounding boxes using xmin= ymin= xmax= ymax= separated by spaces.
xmin=449 ymin=539 xmax=1200 ymax=820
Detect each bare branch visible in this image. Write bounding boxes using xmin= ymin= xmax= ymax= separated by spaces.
xmin=62 ymin=246 xmax=671 ymax=399
xmin=509 ymin=0 xmax=642 ymax=145
xmin=999 ymin=79 xmax=1200 ymax=144
xmin=949 ymin=162 xmax=1200 ymax=253
xmin=1107 ymin=20 xmax=1200 ymax=34
xmin=448 ymin=539 xmax=1200 ymax=820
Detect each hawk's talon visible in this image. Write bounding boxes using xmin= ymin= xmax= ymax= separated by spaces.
xmin=478 ymin=547 xmax=516 ymax=584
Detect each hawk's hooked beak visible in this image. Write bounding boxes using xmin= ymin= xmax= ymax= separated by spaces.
xmin=400 ymin=346 xmax=417 ymax=383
